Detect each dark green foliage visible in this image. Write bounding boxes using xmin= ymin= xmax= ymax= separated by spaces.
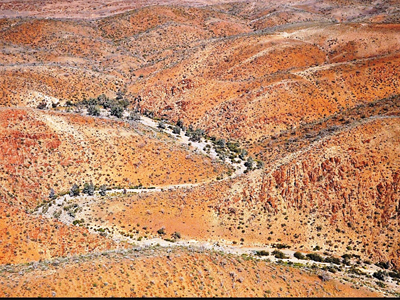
xmin=82 ymin=182 xmax=94 ymax=196
xmin=324 ymin=256 xmax=341 ymax=265
xmin=99 ymin=185 xmax=107 ymax=196
xmin=376 ymin=281 xmax=386 ymax=288
xmin=272 ymin=250 xmax=288 ymax=259
xmin=373 ymin=270 xmax=386 ymax=281
xmin=342 ymin=257 xmax=351 ymax=266
xmin=388 ymin=271 xmax=400 ymax=279
xmin=98 ymin=95 xmax=113 ymax=109
xmin=172 ymin=126 xmax=181 ymax=135
xmin=322 ymin=266 xmax=338 ymax=274
xmin=110 ymin=105 xmax=124 ymax=118
xmin=227 ymin=141 xmax=241 ymax=153
xmin=69 ymin=184 xmax=80 ymax=197
xmin=158 ymin=121 xmax=166 ymax=129
xmin=306 ymin=253 xmax=324 ymax=262
xmin=187 ymin=128 xmax=204 ymax=142
xmin=239 ymin=149 xmax=248 ymax=160
xmin=177 ymin=119 xmax=185 ymax=130
xmin=117 ymin=98 xmax=130 ymax=109
xmin=273 ymin=243 xmax=291 ymax=249
xmin=348 ymin=266 xmax=367 ymax=276
xmin=157 ymin=227 xmax=166 ymax=235
xmin=81 ymin=97 xmax=99 ymax=106
xmin=87 ymin=105 xmax=100 ymax=116
xmin=72 ymin=219 xmax=85 ymax=226
xmin=294 ymin=252 xmax=305 ymax=260
xmin=255 ymin=250 xmax=269 ymax=257
xmin=216 ymin=138 xmax=226 ymax=148
xmin=375 ymin=261 xmax=390 ymax=269
xmin=244 ymin=156 xmax=254 ymax=169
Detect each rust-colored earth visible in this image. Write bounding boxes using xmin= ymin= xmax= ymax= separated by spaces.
xmin=0 ymin=0 xmax=399 ymax=297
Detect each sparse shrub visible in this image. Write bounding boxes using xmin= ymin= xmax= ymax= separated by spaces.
xmin=294 ymin=252 xmax=305 ymax=260
xmin=128 ymin=111 xmax=141 ymax=121
xmin=99 ymin=185 xmax=107 ymax=196
xmin=256 ymin=160 xmax=264 ymax=169
xmin=53 ymin=210 xmax=61 ymax=219
xmin=82 ymin=182 xmax=94 ymax=196
xmin=37 ymin=100 xmax=47 ymax=110
xmin=239 ymin=149 xmax=248 ymax=160
xmin=272 ymin=250 xmax=288 ymax=259
xmin=324 ymin=256 xmax=341 ymax=265
xmin=306 ymin=253 xmax=324 ymax=262
xmin=172 ymin=126 xmax=181 ymax=135
xmin=319 ymin=272 xmax=330 ymax=282
xmin=87 ymin=105 xmax=100 ymax=116
xmin=244 ymin=157 xmax=254 ymax=169
xmin=157 ymin=227 xmax=166 ymax=235
xmin=348 ymin=266 xmax=366 ymax=276
xmin=99 ymin=96 xmax=113 ymax=109
xmin=373 ymin=270 xmax=386 ymax=281
xmin=110 ymin=105 xmax=124 ymax=118
xmin=177 ymin=119 xmax=185 ymax=130
xmin=171 ymin=232 xmax=181 ymax=239
xmin=216 ymin=139 xmax=226 ymax=148
xmin=158 ymin=121 xmax=166 ymax=129
xmin=69 ymin=184 xmax=80 ymax=197
xmin=227 ymin=141 xmax=240 ymax=153
xmin=273 ymin=243 xmax=290 ymax=249
xmin=388 ymin=271 xmax=400 ymax=279
xmin=376 ymin=280 xmax=386 ymax=288
xmin=375 ymin=261 xmax=390 ymax=269
xmin=117 ymin=98 xmax=130 ymax=109
xmin=255 ymin=250 xmax=269 ymax=257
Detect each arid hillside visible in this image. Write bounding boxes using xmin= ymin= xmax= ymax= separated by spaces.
xmin=69 ymin=115 xmax=400 ymax=269
xmin=0 ymin=107 xmax=226 ymax=208
xmin=0 ymin=202 xmax=121 ymax=265
xmin=0 ymin=246 xmax=382 ymax=297
xmin=0 ymin=0 xmax=399 ymax=297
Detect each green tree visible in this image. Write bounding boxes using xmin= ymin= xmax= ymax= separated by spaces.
xmin=87 ymin=105 xmax=100 ymax=116
xmin=99 ymin=185 xmax=107 ymax=196
xmin=70 ymin=184 xmax=80 ymax=197
xmin=244 ymin=156 xmax=254 ymax=169
xmin=82 ymin=182 xmax=94 ymax=196
xmin=110 ymin=105 xmax=124 ymax=118
xmin=172 ymin=126 xmax=181 ymax=135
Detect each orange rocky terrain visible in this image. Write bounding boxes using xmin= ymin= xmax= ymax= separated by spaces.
xmin=0 ymin=247 xmax=382 ymax=297
xmin=0 ymin=107 xmax=226 ymax=208
xmin=0 ymin=0 xmax=399 ymax=297
xmin=69 ymin=115 xmax=400 ymax=267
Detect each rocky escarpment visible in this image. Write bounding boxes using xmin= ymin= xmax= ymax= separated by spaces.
xmin=217 ymin=117 xmax=400 ymax=269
